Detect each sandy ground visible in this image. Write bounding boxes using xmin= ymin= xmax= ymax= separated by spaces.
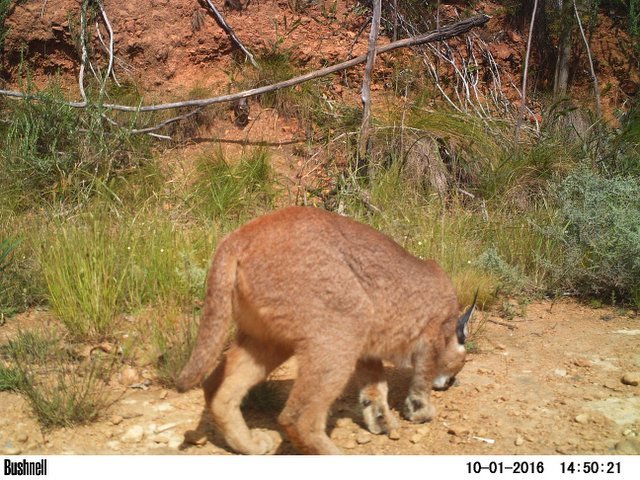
xmin=1 ymin=299 xmax=639 ymax=455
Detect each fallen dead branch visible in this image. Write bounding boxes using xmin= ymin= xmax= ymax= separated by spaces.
xmin=0 ymin=14 xmax=489 ymax=118
xmin=200 ymin=0 xmax=258 ymax=67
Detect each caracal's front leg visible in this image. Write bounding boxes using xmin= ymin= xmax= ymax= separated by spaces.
xmin=355 ymin=358 xmax=399 ymax=436
xmin=403 ymin=345 xmax=437 ymax=423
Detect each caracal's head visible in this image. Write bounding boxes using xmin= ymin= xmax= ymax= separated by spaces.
xmin=431 ymin=291 xmax=478 ymax=391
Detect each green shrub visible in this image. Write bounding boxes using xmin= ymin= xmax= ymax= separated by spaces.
xmin=0 ymin=84 xmax=151 ymax=209
xmin=557 ymin=168 xmax=640 ymax=306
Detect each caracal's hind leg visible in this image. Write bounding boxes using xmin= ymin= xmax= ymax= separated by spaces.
xmin=278 ymin=347 xmax=360 ymax=455
xmin=355 ymin=358 xmax=399 ymax=436
xmin=210 ymin=334 xmax=289 ymax=454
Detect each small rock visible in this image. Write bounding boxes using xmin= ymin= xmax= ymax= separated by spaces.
xmin=119 ymin=366 xmax=140 ymax=386
xmin=122 ymin=425 xmax=145 ymax=443
xmin=494 ymin=343 xmax=507 ymax=351
xmin=554 ymin=368 xmax=567 ymax=377
xmin=416 ymin=426 xmax=429 ymax=435
xmin=621 ymin=373 xmax=639 ymax=386
xmin=16 ymin=433 xmax=29 ymax=443
xmin=356 ymin=432 xmax=371 ymax=445
xmin=409 ymin=433 xmax=423 ymax=444
xmin=573 ymin=358 xmax=591 ymax=368
xmin=514 ymin=435 xmax=524 ymax=446
xmin=335 ymin=418 xmax=352 ymax=429
xmin=615 ymin=438 xmax=640 ymax=454
xmin=343 ymin=439 xmax=357 ymax=449
xmin=110 ymin=415 xmax=124 ymax=425
xmin=151 ymin=434 xmax=170 ymax=444
xmin=159 ymin=390 xmax=169 ymax=400
xmin=388 ymin=429 xmax=400 ymax=440
xmin=152 ymin=402 xmax=174 ymax=412
xmin=184 ymin=430 xmax=207 ymax=446
xmin=622 ymin=428 xmax=634 ymax=437
xmin=574 ymin=413 xmax=590 ymax=424
xmin=3 ymin=444 xmax=21 ymax=455
xmin=106 ymin=441 xmax=121 ymax=451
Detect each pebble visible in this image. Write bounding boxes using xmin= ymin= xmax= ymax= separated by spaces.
xmin=621 ymin=372 xmax=639 ymax=386
xmin=388 ymin=429 xmax=401 ymax=440
xmin=159 ymin=390 xmax=169 ymax=400
xmin=119 ymin=366 xmax=140 ymax=386
xmin=151 ymin=434 xmax=170 ymax=444
xmin=573 ymin=358 xmax=591 ymax=368
xmin=356 ymin=432 xmax=371 ymax=445
xmin=335 ymin=418 xmax=353 ymax=428
xmin=409 ymin=433 xmax=423 ymax=444
xmin=514 ymin=435 xmax=524 ymax=446
xmin=574 ymin=414 xmax=590 ymax=425
xmin=343 ymin=439 xmax=357 ymax=449
xmin=554 ymin=368 xmax=567 ymax=377
xmin=122 ymin=425 xmax=145 ymax=443
xmin=110 ymin=415 xmax=124 ymax=425
xmin=16 ymin=433 xmax=28 ymax=443
xmin=106 ymin=441 xmax=121 ymax=451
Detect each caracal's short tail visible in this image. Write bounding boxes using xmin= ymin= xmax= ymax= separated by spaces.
xmin=176 ymin=239 xmax=237 ymax=392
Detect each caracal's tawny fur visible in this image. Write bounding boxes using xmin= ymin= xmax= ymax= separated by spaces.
xmin=177 ymin=206 xmax=476 ymax=454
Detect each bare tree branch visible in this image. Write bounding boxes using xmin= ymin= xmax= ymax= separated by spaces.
xmin=0 ymin=14 xmax=490 ymax=115
xmin=358 ymin=0 xmax=382 ymax=166
xmin=78 ymin=1 xmax=89 ymax=103
xmin=96 ymin=0 xmax=118 ymax=91
xmin=573 ymin=0 xmax=601 ymax=118
xmin=515 ymin=0 xmax=538 ymax=143
xmin=201 ymin=0 xmax=258 ymax=67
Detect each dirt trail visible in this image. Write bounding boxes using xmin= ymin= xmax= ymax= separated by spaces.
xmin=1 ymin=300 xmax=639 ymax=455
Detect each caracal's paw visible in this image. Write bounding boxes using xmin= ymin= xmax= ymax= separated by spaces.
xmin=362 ymin=401 xmax=400 ymax=435
xmin=235 ymin=429 xmax=277 ymax=455
xmin=403 ymin=394 xmax=436 ymax=423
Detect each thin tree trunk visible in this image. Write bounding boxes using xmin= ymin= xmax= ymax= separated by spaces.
xmin=357 ymin=0 xmax=382 ymax=172
xmin=553 ymin=20 xmax=572 ymax=96
xmin=515 ymin=0 xmax=539 ymax=143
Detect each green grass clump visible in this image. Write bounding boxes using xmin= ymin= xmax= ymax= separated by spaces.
xmin=40 ymin=218 xmax=129 ymax=339
xmin=2 ymin=330 xmax=116 ymax=427
xmin=191 ymin=147 xmax=274 ymax=221
xmin=38 ymin=210 xmax=212 ymax=340
xmin=0 ymin=364 xmax=25 ymax=391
